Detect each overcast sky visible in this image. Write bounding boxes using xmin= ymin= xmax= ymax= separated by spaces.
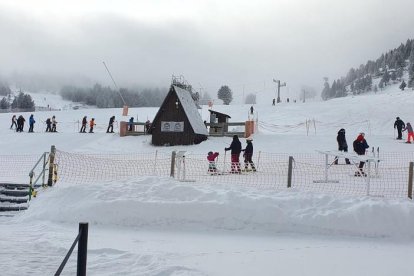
xmin=1 ymin=0 xmax=414 ymax=101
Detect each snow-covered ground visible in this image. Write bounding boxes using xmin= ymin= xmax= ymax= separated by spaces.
xmin=1 ymin=83 xmax=414 ymax=275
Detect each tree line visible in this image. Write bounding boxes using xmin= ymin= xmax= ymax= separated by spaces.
xmin=0 ymin=91 xmax=35 ymax=110
xmin=322 ymin=38 xmax=414 ymax=100
xmin=60 ymin=84 xmax=168 ymax=108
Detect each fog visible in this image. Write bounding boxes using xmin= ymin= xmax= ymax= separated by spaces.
xmin=1 ymin=0 xmax=414 ymax=102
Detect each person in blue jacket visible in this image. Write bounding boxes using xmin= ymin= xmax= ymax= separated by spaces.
xmin=28 ymin=114 xmax=35 ymax=132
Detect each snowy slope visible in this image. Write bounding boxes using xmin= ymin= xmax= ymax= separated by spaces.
xmin=1 ymin=83 xmax=414 ymax=276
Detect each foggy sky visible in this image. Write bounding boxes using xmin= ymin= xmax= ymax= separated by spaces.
xmin=1 ymin=0 xmax=414 ymax=102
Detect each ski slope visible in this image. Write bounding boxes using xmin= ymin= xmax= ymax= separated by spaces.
xmin=1 ymin=82 xmax=414 ymax=275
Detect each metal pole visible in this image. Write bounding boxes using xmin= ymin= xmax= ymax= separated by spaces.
xmin=153 ymin=150 xmax=158 ymax=175
xmin=287 ymin=156 xmax=293 ymax=188
xmin=324 ymin=154 xmax=328 ymax=183
xmin=170 ymin=151 xmax=176 ymax=177
xmin=366 ymin=160 xmax=371 ymax=196
xmin=408 ymin=162 xmax=413 ymax=199
xmin=277 ymin=80 xmax=281 ymax=103
xmin=42 ymin=152 xmax=47 ymax=186
xmin=77 ymin=223 xmax=88 ymax=276
xmin=48 ymin=145 xmax=56 ymax=186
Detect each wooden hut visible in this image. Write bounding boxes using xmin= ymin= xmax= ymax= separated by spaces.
xmin=208 ymin=110 xmax=231 ymax=134
xmin=150 ymin=85 xmax=208 ymax=146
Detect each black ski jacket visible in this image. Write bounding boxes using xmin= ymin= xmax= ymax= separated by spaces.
xmin=394 ymin=119 xmax=405 ymax=130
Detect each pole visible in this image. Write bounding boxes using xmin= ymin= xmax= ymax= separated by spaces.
xmin=287 ymin=156 xmax=293 ymax=188
xmin=277 ymin=80 xmax=281 ymax=103
xmin=48 ymin=145 xmax=56 ymax=187
xmin=77 ymin=223 xmax=88 ymax=276
xmin=42 ymin=152 xmax=47 ymax=186
xmin=324 ymin=153 xmax=328 ymax=183
xmin=170 ymin=151 xmax=176 ymax=177
xmin=408 ymin=162 xmax=413 ymax=199
xmin=102 ymin=61 xmax=126 ymax=105
xmin=366 ymin=160 xmax=371 ymax=196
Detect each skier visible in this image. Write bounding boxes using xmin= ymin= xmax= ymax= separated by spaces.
xmin=145 ymin=120 xmax=151 ymax=133
xmin=17 ymin=115 xmax=25 ymax=132
xmin=334 ymin=128 xmax=351 ymax=165
xmin=207 ymin=151 xmax=220 ymax=173
xmin=51 ymin=116 xmax=57 ymax=132
xmin=225 ymin=135 xmax=242 ymax=173
xmin=80 ymin=116 xmax=87 ymax=133
xmin=272 ymin=98 xmax=276 ymax=106
xmin=10 ymin=115 xmax=17 ymax=130
xmin=45 ymin=118 xmax=52 ymax=132
xmin=353 ymin=133 xmax=369 ymax=177
xmin=28 ymin=114 xmax=35 ymax=132
xmin=250 ymin=106 xmax=254 ymax=115
xmin=89 ymin=118 xmax=96 ymax=133
xmin=394 ymin=117 xmax=405 ymax=140
xmin=404 ymin=122 xmax=414 ymax=143
xmin=106 ymin=116 xmax=115 ymax=133
xmin=128 ymin=117 xmax=134 ymax=131
xmin=242 ymin=136 xmax=256 ymax=172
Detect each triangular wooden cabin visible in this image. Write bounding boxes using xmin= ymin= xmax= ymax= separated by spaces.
xmin=150 ymin=85 xmax=208 ymax=146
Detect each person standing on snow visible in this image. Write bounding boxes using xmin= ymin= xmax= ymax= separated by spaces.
xmin=128 ymin=117 xmax=134 ymax=131
xmin=80 ymin=116 xmax=87 ymax=133
xmin=207 ymin=151 xmax=220 ymax=173
xmin=51 ymin=116 xmax=57 ymax=132
xmin=10 ymin=115 xmax=17 ymax=130
xmin=17 ymin=115 xmax=25 ymax=132
xmin=28 ymin=114 xmax=35 ymax=132
xmin=45 ymin=118 xmax=52 ymax=132
xmin=89 ymin=118 xmax=96 ymax=133
xmin=404 ymin=122 xmax=414 ymax=143
xmin=353 ymin=133 xmax=369 ymax=176
xmin=394 ymin=117 xmax=405 ymax=140
xmin=242 ymin=136 xmax=256 ymax=172
xmin=334 ymin=128 xmax=351 ymax=165
xmin=106 ymin=116 xmax=115 ymax=133
xmin=225 ymin=135 xmax=242 ymax=173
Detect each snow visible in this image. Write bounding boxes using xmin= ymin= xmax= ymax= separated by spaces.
xmin=1 ymin=83 xmax=414 ymax=275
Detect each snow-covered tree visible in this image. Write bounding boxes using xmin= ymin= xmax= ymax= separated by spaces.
xmin=217 ymin=85 xmax=233 ymax=105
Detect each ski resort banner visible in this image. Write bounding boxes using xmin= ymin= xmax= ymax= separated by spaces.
xmin=161 ymin=121 xmax=184 ymax=132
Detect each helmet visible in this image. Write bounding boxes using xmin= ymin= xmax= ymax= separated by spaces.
xmin=208 ymin=151 xmax=213 ymax=155
xmin=397 ymin=117 xmax=400 ymax=120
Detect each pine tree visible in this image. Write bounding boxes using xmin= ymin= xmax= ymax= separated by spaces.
xmin=399 ymin=80 xmax=407 ymax=91
xmin=321 ymin=78 xmax=330 ymax=100
xmin=0 ymin=97 xmax=9 ymax=109
xmin=217 ymin=85 xmax=233 ymax=105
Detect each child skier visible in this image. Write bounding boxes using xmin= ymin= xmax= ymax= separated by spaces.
xmin=89 ymin=118 xmax=96 ymax=133
xmin=207 ymin=151 xmax=219 ymax=173
xmin=242 ymin=136 xmax=256 ymax=172
xmin=45 ymin=118 xmax=52 ymax=132
xmin=404 ymin=122 xmax=414 ymax=143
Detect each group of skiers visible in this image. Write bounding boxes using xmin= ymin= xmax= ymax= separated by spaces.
xmin=207 ymin=134 xmax=256 ymax=174
xmin=80 ymin=115 xmax=117 ymax=133
xmin=394 ymin=117 xmax=414 ymax=143
xmin=10 ymin=114 xmax=57 ymax=133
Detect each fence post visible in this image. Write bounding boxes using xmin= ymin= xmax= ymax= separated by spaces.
xmin=287 ymin=156 xmax=293 ymax=188
xmin=170 ymin=151 xmax=176 ymax=177
xmin=42 ymin=152 xmax=47 ymax=186
xmin=408 ymin=162 xmax=413 ymax=199
xmin=77 ymin=222 xmax=88 ymax=276
xmin=47 ymin=145 xmax=56 ymax=187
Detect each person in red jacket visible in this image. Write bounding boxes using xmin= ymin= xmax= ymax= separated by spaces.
xmin=207 ymin=151 xmax=219 ymax=173
xmin=404 ymin=122 xmax=414 ymax=143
